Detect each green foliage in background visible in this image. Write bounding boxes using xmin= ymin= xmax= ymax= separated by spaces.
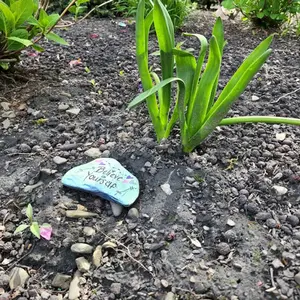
xmin=222 ymin=0 xmax=300 ymax=28
xmin=0 ymin=0 xmax=68 ymax=70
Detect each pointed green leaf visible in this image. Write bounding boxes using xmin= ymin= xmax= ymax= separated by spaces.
xmin=26 ymin=15 xmax=41 ymax=27
xmin=45 ymin=32 xmax=69 ymax=45
xmin=32 ymin=43 xmax=44 ymax=52
xmin=183 ymin=33 xmax=208 ymax=110
xmin=11 ymin=0 xmax=34 ymax=27
xmin=209 ymin=35 xmax=274 ymax=116
xmin=14 ymin=224 xmax=29 ymax=234
xmin=7 ymin=36 xmax=32 ymax=47
xmin=153 ymin=0 xmax=175 ymax=128
xmin=46 ymin=13 xmax=60 ymax=29
xmin=0 ymin=1 xmax=15 ymax=35
xmin=184 ymin=50 xmax=272 ymax=152
xmin=30 ymin=222 xmax=40 ymax=239
xmin=7 ymin=28 xmax=29 ymax=50
xmin=128 ymin=77 xmax=184 ymax=109
xmin=188 ymin=36 xmax=221 ymax=137
xmin=26 ymin=203 xmax=33 ymax=222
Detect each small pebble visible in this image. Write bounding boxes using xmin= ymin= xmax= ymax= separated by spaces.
xmin=216 ymin=242 xmax=231 ymax=255
xmin=53 ymin=156 xmax=67 ymax=165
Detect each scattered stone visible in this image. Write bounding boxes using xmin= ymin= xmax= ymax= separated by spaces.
xmin=62 ymin=158 xmax=139 ymax=207
xmin=251 ymin=95 xmax=259 ymax=101
xmin=190 ymin=238 xmax=201 ymax=248
xmin=294 ymin=273 xmax=300 ymax=285
xmin=286 ymin=215 xmax=299 ymax=227
xmin=75 ymin=257 xmax=90 ymax=273
xmin=58 ymin=104 xmax=69 ymax=111
xmin=223 ymin=230 xmax=237 ymax=242
xmin=41 ymin=291 xmax=51 ymax=299
xmin=84 ymin=148 xmax=101 ymax=158
xmin=66 ymin=108 xmax=80 ymax=116
xmin=93 ymin=246 xmax=102 ymax=267
xmin=161 ymin=183 xmax=172 ymax=195
xmin=53 ymin=156 xmax=68 ymax=165
xmin=0 ymin=102 xmax=10 ymax=110
xmin=273 ymin=185 xmax=288 ymax=196
xmin=71 ymin=243 xmax=93 ymax=254
xmin=227 ymin=219 xmax=235 ymax=227
xmin=276 ymin=132 xmax=286 ymax=141
xmin=52 ymin=273 xmax=72 ymax=289
xmin=102 ymin=241 xmax=117 ymax=249
xmin=216 ymin=242 xmax=231 ymax=255
xmin=161 ymin=279 xmax=169 ymax=288
xmin=127 ymin=208 xmax=139 ymax=220
xmin=282 ymin=251 xmax=296 ymax=261
xmin=256 ymin=212 xmax=272 ymax=221
xmin=66 ymin=210 xmax=98 ymax=218
xmin=24 ymin=181 xmax=43 ymax=193
xmin=19 ymin=143 xmax=31 ymax=153
xmin=83 ymin=227 xmax=95 ymax=236
xmin=0 ymin=273 xmax=9 ymax=287
xmin=68 ymin=271 xmax=81 ymax=300
xmin=165 ymin=292 xmax=175 ymax=300
xmin=245 ymin=203 xmax=260 ymax=215
xmin=110 ymin=201 xmax=123 ymax=217
xmin=110 ymin=283 xmax=121 ymax=295
xmin=266 ymin=218 xmax=277 ymax=228
xmin=9 ymin=267 xmax=29 ymax=289
xmin=2 ymin=119 xmax=10 ymax=129
xmin=271 ymin=258 xmax=284 ymax=269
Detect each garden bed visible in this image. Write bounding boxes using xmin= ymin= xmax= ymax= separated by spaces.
xmin=0 ymin=10 xmax=300 ymax=300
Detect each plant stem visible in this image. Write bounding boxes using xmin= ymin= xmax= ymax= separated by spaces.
xmin=219 ymin=116 xmax=300 ymax=126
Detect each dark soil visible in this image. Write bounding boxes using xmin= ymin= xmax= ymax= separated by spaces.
xmin=1 ymin=10 xmax=300 ymax=300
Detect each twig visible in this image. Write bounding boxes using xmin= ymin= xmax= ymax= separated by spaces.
xmin=5 ymin=242 xmax=36 ymax=273
xmin=271 ymin=87 xmax=300 ymax=104
xmin=98 ymin=229 xmax=155 ymax=278
xmin=270 ymin=267 xmax=275 ymax=287
xmin=55 ymin=0 xmax=114 ymax=28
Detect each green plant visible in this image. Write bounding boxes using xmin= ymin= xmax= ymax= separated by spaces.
xmin=128 ymin=0 xmax=300 ymax=153
xmin=0 ymin=0 xmax=72 ymax=70
xmin=14 ymin=204 xmax=52 ymax=239
xmin=69 ymin=0 xmax=90 ymax=20
xmin=221 ymin=0 xmax=300 ymax=28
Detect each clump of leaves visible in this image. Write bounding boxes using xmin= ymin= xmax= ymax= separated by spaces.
xmin=69 ymin=0 xmax=90 ymax=20
xmin=221 ymin=0 xmax=300 ymax=28
xmin=14 ymin=204 xmax=52 ymax=239
xmin=0 ymin=0 xmax=71 ymax=70
xmin=128 ymin=0 xmax=300 ymax=153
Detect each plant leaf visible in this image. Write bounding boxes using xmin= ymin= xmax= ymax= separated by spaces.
xmin=32 ymin=43 xmax=44 ymax=52
xmin=11 ymin=0 xmax=34 ymax=27
xmin=0 ymin=1 xmax=15 ymax=35
xmin=26 ymin=203 xmax=33 ymax=222
xmin=14 ymin=224 xmax=29 ymax=234
xmin=188 ymin=36 xmax=221 ymax=137
xmin=45 ymin=32 xmax=69 ymax=45
xmin=7 ymin=35 xmax=32 ymax=46
xmin=153 ymin=0 xmax=175 ymax=129
xmin=30 ymin=222 xmax=40 ymax=239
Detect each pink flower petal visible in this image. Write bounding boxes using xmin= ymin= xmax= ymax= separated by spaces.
xmin=40 ymin=226 xmax=52 ymax=240
xmin=89 ymin=33 xmax=99 ymax=39
xmin=69 ymin=59 xmax=82 ymax=67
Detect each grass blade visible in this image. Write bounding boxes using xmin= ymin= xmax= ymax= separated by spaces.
xmin=136 ymin=0 xmax=164 ymax=139
xmin=208 ymin=35 xmax=274 ymax=117
xmin=188 ymin=36 xmax=221 ymax=137
xmin=153 ymin=0 xmax=175 ymax=129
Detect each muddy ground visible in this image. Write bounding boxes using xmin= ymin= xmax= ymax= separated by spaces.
xmin=0 ymin=10 xmax=300 ymax=300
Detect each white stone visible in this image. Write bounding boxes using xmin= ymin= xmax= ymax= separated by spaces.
xmin=53 ymin=156 xmax=68 ymax=165
xmin=276 ymin=132 xmax=286 ymax=141
xmin=227 ymin=219 xmax=236 ymax=227
xmin=251 ymin=95 xmax=259 ymax=101
xmin=110 ymin=202 xmax=123 ymax=217
xmin=84 ymin=148 xmax=101 ymax=158
xmin=66 ymin=108 xmax=80 ymax=116
xmin=273 ymin=185 xmax=288 ymax=196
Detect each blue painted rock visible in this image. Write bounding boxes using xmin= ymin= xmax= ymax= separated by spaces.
xmin=61 ymin=158 xmax=139 ymax=207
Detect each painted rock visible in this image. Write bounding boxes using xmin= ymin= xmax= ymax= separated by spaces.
xmin=61 ymin=158 xmax=139 ymax=206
